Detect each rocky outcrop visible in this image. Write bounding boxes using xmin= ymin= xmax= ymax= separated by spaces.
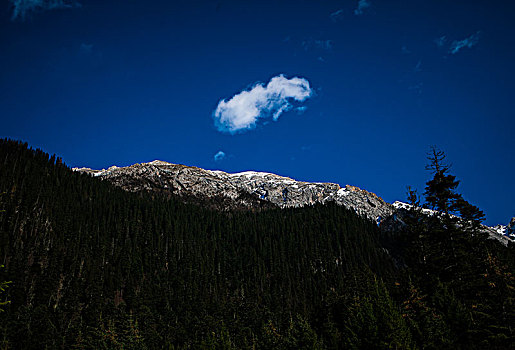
xmin=73 ymin=160 xmax=393 ymax=220
xmin=508 ymin=217 xmax=515 ymax=238
xmin=494 ymin=217 xmax=515 ymax=241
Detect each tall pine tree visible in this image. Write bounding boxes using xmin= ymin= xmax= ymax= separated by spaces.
xmin=423 ymin=146 xmax=484 ymax=226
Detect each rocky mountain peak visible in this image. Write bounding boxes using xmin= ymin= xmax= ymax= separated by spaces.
xmin=73 ymin=161 xmax=513 ymax=245
xmin=147 ymin=160 xmax=171 ymax=166
xmin=73 ymin=161 xmax=394 ymax=220
xmin=506 ymin=217 xmax=515 ymax=238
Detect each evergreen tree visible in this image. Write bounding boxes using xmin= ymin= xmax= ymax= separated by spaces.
xmin=423 ymin=146 xmax=462 ymax=214
xmin=0 ymin=196 xmax=9 ymax=314
xmin=457 ymin=198 xmax=485 ymax=229
xmin=424 ymin=146 xmax=485 ymax=227
xmin=0 ymin=266 xmax=9 ymax=312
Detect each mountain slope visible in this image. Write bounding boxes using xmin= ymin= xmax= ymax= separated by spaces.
xmin=74 ymin=160 xmax=394 ymax=220
xmin=0 ymin=139 xmax=395 ymax=348
xmin=74 ymin=160 xmax=513 ymax=244
xmin=1 ymin=139 xmax=513 ymax=349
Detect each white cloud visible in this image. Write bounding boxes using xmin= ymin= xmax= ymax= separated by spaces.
xmin=10 ymin=0 xmax=81 ymax=20
xmin=354 ymin=0 xmax=371 ymax=15
xmin=449 ymin=32 xmax=481 ymax=54
xmin=213 ymin=74 xmax=312 ymax=134
xmin=296 ymin=106 xmax=307 ymax=114
xmin=214 ymin=151 xmax=226 ymax=162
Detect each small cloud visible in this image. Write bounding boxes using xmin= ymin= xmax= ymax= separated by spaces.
xmin=401 ymin=45 xmax=411 ymax=54
xmin=10 ymin=0 xmax=81 ymax=21
xmin=449 ymin=31 xmax=481 ymax=54
xmin=434 ymin=36 xmax=447 ymax=48
xmin=296 ymin=106 xmax=307 ymax=114
xmin=300 ymin=145 xmax=311 ymax=151
xmin=214 ymin=151 xmax=226 ymax=162
xmin=330 ymin=9 xmax=344 ymax=22
xmin=213 ymin=74 xmax=313 ymax=134
xmin=317 ymin=56 xmax=325 ymax=62
xmin=354 ymin=0 xmax=371 ymax=15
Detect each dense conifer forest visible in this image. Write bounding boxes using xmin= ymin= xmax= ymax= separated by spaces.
xmin=0 ymin=139 xmax=513 ymax=349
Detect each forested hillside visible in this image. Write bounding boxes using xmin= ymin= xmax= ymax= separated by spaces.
xmin=0 ymin=139 xmax=513 ymax=349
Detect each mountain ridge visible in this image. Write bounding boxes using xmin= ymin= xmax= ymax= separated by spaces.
xmin=73 ymin=159 xmax=394 ymax=220
xmin=73 ymin=159 xmax=513 ymax=244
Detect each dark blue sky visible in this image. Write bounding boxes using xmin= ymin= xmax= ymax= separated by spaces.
xmin=1 ymin=0 xmax=514 ymax=225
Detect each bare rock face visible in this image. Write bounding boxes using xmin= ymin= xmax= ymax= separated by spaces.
xmin=507 ymin=217 xmax=515 ymax=239
xmin=73 ymin=160 xmax=512 ymax=245
xmin=486 ymin=217 xmax=515 ymax=243
xmin=73 ymin=160 xmax=394 ymax=221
